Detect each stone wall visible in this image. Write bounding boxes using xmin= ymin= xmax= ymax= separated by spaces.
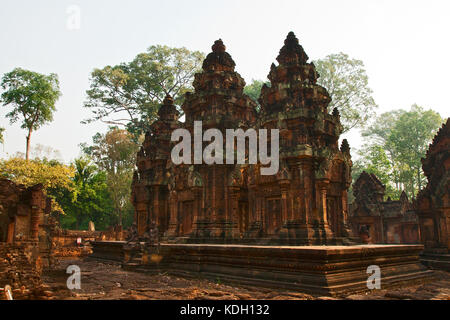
xmin=0 ymin=243 xmax=53 ymax=300
xmin=349 ymin=171 xmax=420 ymax=244
xmin=416 ymin=118 xmax=449 ymax=252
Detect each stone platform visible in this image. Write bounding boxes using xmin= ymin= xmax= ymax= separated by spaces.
xmin=89 ymin=241 xmax=125 ymax=262
xmin=420 ymin=250 xmax=450 ymax=271
xmin=91 ymin=241 xmax=433 ymax=296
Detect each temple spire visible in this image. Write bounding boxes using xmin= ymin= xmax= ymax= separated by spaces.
xmin=158 ymin=93 xmax=179 ymax=120
xmin=276 ymin=31 xmax=309 ymax=65
xmin=212 ymin=39 xmax=226 ymax=52
xmin=202 ymin=38 xmax=235 ymax=72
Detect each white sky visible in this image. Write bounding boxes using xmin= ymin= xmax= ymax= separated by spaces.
xmin=0 ymin=0 xmax=449 ymax=163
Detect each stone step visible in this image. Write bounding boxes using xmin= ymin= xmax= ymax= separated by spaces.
xmin=420 ymin=258 xmax=450 ymax=271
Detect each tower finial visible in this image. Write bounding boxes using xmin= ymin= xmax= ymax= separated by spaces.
xmin=212 ymin=39 xmax=226 ymax=53
xmin=276 ymin=31 xmax=309 ymax=65
xmin=285 ymin=31 xmax=299 ymax=46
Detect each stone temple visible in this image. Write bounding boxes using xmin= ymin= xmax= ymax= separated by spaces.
xmin=132 ymin=32 xmax=356 ymax=245
xmin=91 ymin=32 xmax=433 ymax=296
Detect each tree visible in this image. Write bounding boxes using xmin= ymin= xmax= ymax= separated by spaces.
xmin=58 ymin=157 xmax=113 ymax=230
xmin=243 ymin=79 xmax=270 ymax=111
xmin=83 ymin=46 xmax=205 ymax=137
xmin=81 ymin=128 xmax=139 ymax=226
xmin=360 ymin=105 xmax=443 ymax=199
xmin=352 ymin=145 xmax=399 ymax=199
xmin=0 ymin=68 xmax=61 ymax=160
xmin=0 ymin=127 xmax=4 ymax=144
xmin=0 ymin=157 xmax=75 ymax=214
xmin=313 ymin=53 xmax=378 ymax=132
xmin=388 ymin=105 xmax=444 ymax=193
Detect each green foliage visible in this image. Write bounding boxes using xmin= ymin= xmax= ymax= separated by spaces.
xmin=0 ymin=127 xmax=4 ymax=144
xmin=0 ymin=156 xmax=74 ymax=214
xmin=313 ymin=53 xmax=378 ymax=132
xmin=0 ymin=68 xmax=61 ymax=160
xmin=58 ymin=157 xmax=114 ymax=230
xmin=81 ymin=128 xmax=139 ymax=227
xmin=358 ymin=105 xmax=444 ymax=199
xmin=352 ymin=145 xmax=399 ymax=199
xmin=83 ymin=45 xmax=205 ymax=138
xmin=243 ymin=79 xmax=270 ymax=111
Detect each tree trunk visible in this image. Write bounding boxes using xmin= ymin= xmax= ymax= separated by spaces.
xmin=26 ymin=128 xmax=32 ymax=161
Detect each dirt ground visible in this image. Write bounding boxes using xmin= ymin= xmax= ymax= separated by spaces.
xmin=41 ymin=257 xmax=450 ymax=300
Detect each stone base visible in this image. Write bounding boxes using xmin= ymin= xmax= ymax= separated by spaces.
xmin=91 ymin=241 xmax=433 ymax=296
xmin=420 ymin=250 xmax=450 ymax=271
xmin=90 ymin=241 xmax=125 ymax=262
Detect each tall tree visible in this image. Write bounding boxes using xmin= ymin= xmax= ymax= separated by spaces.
xmin=83 ymin=46 xmax=205 ymax=137
xmin=81 ymin=128 xmax=139 ymax=226
xmin=352 ymin=144 xmax=399 ymax=199
xmin=360 ymin=105 xmax=443 ymax=199
xmin=0 ymin=68 xmax=61 ymax=160
xmin=313 ymin=53 xmax=378 ymax=132
xmin=58 ymin=157 xmax=113 ymax=230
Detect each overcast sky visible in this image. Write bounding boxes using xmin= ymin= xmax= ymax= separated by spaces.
xmin=1 ymin=0 xmax=449 ymax=162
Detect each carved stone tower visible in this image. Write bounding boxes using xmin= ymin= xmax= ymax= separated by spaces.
xmin=248 ymin=32 xmax=355 ymax=244
xmin=166 ymin=39 xmax=258 ymax=242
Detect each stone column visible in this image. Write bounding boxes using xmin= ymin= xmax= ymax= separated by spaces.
xmin=154 ymin=186 xmax=160 ymax=225
xmin=280 ymin=182 xmax=289 ymax=223
xmin=30 ymin=189 xmax=41 ymax=241
xmin=340 ymin=189 xmax=353 ymax=237
xmin=301 ymin=160 xmax=314 ymax=224
xmin=167 ymin=191 xmax=179 ymax=237
xmin=229 ymin=186 xmax=240 ymax=238
xmin=191 ymin=186 xmax=202 ymax=238
xmin=316 ymin=180 xmax=329 ymax=225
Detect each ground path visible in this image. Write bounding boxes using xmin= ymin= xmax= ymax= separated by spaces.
xmin=41 ymin=258 xmax=450 ymax=300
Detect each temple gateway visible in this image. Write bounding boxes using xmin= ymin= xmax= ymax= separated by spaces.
xmin=131 ymin=32 xmax=357 ymax=245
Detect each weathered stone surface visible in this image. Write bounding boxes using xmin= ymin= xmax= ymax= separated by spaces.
xmin=119 ymin=32 xmax=436 ymax=295
xmin=131 ymin=32 xmax=356 ymax=245
xmin=0 ymin=243 xmax=53 ymax=300
xmin=416 ymin=118 xmax=449 ymax=251
xmin=250 ymin=31 xmax=354 ymax=245
xmin=415 ymin=118 xmax=450 ymax=270
xmin=92 ymin=241 xmax=432 ymax=296
xmin=39 ymin=258 xmax=449 ymax=300
xmin=0 ymin=178 xmax=49 ymax=243
xmin=350 ymin=171 xmax=420 ymax=244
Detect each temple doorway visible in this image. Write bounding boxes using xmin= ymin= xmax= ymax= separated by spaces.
xmin=179 ymin=201 xmax=194 ymax=236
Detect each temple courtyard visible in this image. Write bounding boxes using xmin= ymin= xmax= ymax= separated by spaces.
xmin=42 ymin=257 xmax=450 ymax=300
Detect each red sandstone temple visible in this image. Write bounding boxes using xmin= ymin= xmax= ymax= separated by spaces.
xmin=349 ymin=172 xmax=420 ymax=244
xmin=416 ymin=119 xmax=449 ymax=254
xmin=131 ymin=32 xmax=356 ymax=245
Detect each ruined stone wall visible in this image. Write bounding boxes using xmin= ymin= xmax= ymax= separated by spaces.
xmin=416 ymin=118 xmax=450 ymax=252
xmin=0 ymin=178 xmax=49 ymax=243
xmin=350 ymin=171 xmax=420 ymax=244
xmin=0 ymin=243 xmax=53 ymax=300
